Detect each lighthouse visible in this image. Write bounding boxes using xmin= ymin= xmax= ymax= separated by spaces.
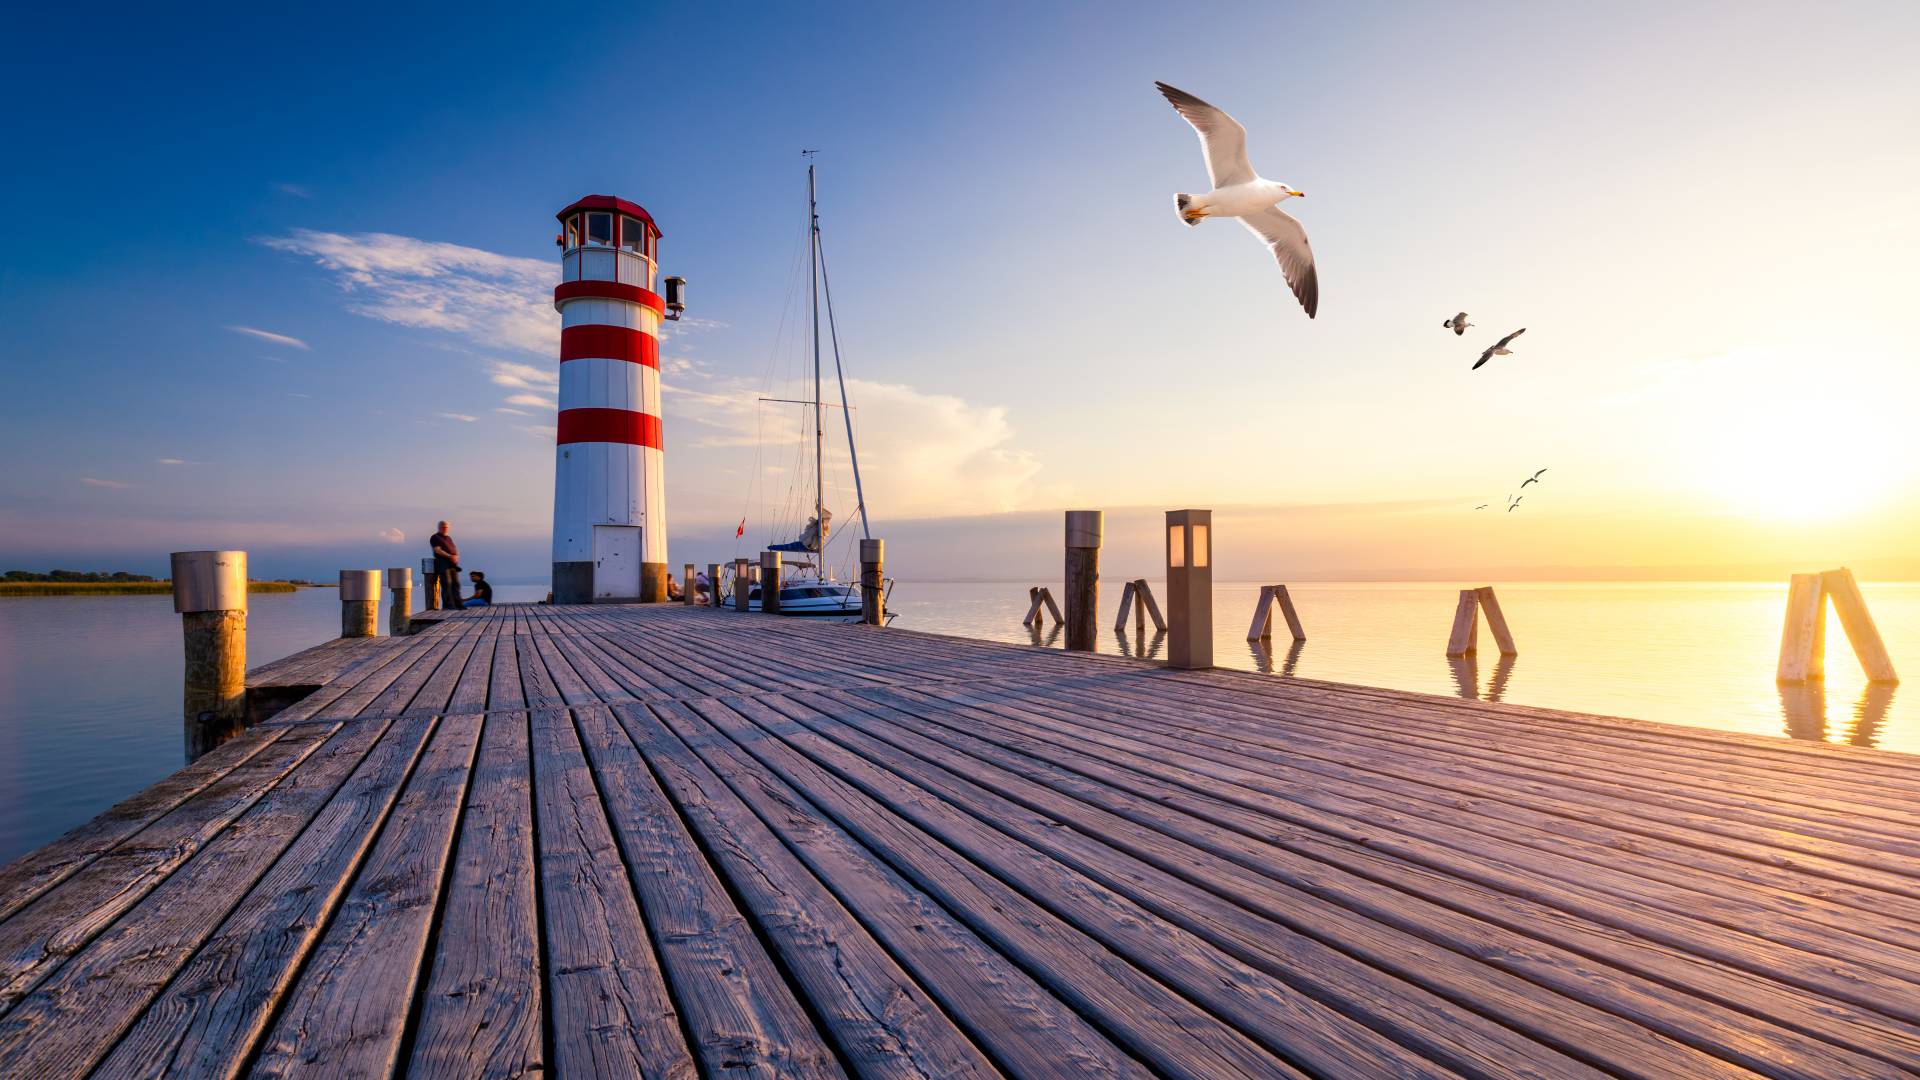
xmin=550 ymin=195 xmax=673 ymax=603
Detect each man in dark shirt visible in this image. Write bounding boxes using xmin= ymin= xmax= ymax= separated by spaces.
xmin=430 ymin=521 xmax=462 ymax=608
xmin=467 ymin=571 xmax=493 ymax=606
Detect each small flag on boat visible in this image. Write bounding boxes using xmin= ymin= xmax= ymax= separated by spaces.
xmin=735 ymin=518 xmax=745 ymax=538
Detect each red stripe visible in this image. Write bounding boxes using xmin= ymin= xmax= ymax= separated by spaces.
xmin=553 ymin=280 xmax=665 ymax=314
xmin=559 ymin=325 xmax=658 ymax=367
xmin=556 ymin=408 xmax=663 ymax=449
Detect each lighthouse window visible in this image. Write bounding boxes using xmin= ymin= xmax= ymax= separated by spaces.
xmin=621 ymin=216 xmax=647 ymax=255
xmin=565 ymin=215 xmax=581 ymax=248
xmin=586 ymin=212 xmax=613 ymax=246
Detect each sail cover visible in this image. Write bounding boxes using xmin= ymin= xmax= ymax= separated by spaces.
xmin=768 ymin=509 xmax=831 ymax=553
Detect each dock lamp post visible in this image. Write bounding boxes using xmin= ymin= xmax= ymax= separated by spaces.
xmin=1166 ymin=509 xmax=1213 ymax=669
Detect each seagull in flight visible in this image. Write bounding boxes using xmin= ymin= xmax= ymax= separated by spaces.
xmin=1473 ymin=328 xmax=1526 ymax=370
xmin=1508 ymin=497 xmax=1524 ymax=513
xmin=1520 ymin=468 xmax=1548 ymax=487
xmin=1155 ymin=81 xmax=1318 ymax=318
xmin=1444 ymin=312 xmax=1472 ymax=336
xmin=1475 ymin=504 xmax=1489 ymax=510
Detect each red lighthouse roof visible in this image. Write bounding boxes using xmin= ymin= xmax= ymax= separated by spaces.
xmin=558 ymin=194 xmax=661 ymax=239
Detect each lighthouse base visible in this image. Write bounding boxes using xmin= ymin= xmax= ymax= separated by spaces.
xmin=641 ymin=562 xmax=670 ymax=603
xmin=552 ymin=561 xmax=594 ymax=605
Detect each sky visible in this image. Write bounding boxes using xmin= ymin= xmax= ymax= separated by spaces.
xmin=3 ymin=1 xmax=1918 ymax=584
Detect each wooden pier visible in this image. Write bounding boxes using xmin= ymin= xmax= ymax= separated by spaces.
xmin=6 ymin=604 xmax=1920 ymax=1077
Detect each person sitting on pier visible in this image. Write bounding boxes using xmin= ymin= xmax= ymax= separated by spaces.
xmin=430 ymin=521 xmax=462 ymax=607
xmin=465 ymin=570 xmax=493 ymax=607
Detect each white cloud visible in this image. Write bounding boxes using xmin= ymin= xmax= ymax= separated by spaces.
xmin=226 ymin=325 xmax=310 ymax=350
xmin=378 ymin=527 xmax=406 ymax=543
xmin=522 ymin=425 xmax=557 ymax=440
xmin=261 ymin=229 xmax=556 ymax=356
xmin=286 ymin=392 xmax=311 ymax=399
xmin=274 ymin=182 xmax=312 ymax=198
xmin=155 ymin=458 xmax=187 ymax=465
xmin=494 ymin=407 xmax=531 ymax=416
xmin=487 ymin=359 xmax=558 ymax=391
xmin=81 ymin=477 xmax=130 ymax=489
xmin=504 ymin=393 xmax=556 ymax=410
xmin=434 ymin=412 xmax=478 ymax=422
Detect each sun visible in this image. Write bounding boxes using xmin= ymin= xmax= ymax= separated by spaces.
xmin=1695 ymin=387 xmax=1901 ymax=522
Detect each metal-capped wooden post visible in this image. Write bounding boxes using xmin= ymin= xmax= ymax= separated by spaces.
xmin=1165 ymin=509 xmax=1213 ymax=669
xmin=860 ymin=538 xmax=885 ymax=625
xmin=1064 ymin=510 xmax=1102 ymax=651
xmin=171 ymin=550 xmax=248 ymax=761
xmin=759 ymin=551 xmax=783 ymax=615
xmin=682 ymin=563 xmax=697 ymax=606
xmin=386 ymin=567 xmax=413 ymax=637
xmin=420 ymin=556 xmax=440 ymax=611
xmin=733 ymin=558 xmax=753 ymax=613
xmin=339 ymin=570 xmax=380 ymax=638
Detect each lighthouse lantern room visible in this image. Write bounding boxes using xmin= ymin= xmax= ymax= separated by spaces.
xmin=550 ymin=195 xmax=671 ymax=604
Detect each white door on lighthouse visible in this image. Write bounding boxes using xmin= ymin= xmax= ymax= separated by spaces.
xmin=592 ymin=525 xmax=642 ymax=600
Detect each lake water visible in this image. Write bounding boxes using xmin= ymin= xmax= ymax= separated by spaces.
xmin=0 ymin=580 xmax=1913 ymax=864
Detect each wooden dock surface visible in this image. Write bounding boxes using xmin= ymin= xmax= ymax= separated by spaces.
xmin=6 ymin=603 xmax=1920 ymax=1077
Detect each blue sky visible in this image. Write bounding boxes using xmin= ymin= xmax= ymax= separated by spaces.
xmin=4 ymin=2 xmax=1919 ymax=583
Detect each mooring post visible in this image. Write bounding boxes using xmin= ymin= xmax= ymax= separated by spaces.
xmin=860 ymin=538 xmax=885 ymax=626
xmin=641 ymin=562 xmax=670 ymax=604
xmin=733 ymin=558 xmax=753 ymax=612
xmin=1776 ymin=573 xmax=1827 ymax=682
xmin=682 ymin=563 xmax=697 ymax=606
xmin=1248 ymin=585 xmax=1306 ymax=642
xmin=1473 ymin=586 xmax=1518 ymax=656
xmin=1820 ymin=568 xmax=1898 ymax=683
xmin=339 ymin=570 xmax=380 ymax=637
xmin=420 ymin=556 xmax=440 ymax=611
xmin=1064 ymin=510 xmax=1102 ymax=651
xmin=386 ymin=567 xmax=413 ymax=636
xmin=1165 ymin=509 xmax=1214 ymax=669
xmin=171 ymin=550 xmax=248 ymax=761
xmin=1446 ymin=589 xmax=1480 ymax=657
xmin=707 ymin=562 xmax=722 ymax=607
xmin=760 ymin=551 xmax=783 ymax=615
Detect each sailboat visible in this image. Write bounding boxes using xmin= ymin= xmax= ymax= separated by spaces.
xmin=721 ymin=160 xmax=890 ymax=622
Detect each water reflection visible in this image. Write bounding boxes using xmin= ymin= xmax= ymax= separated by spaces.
xmin=1779 ymin=681 xmax=1898 ymax=747
xmin=1113 ymin=627 xmax=1167 ymax=660
xmin=1446 ymin=654 xmax=1518 ymax=702
xmin=1249 ymin=638 xmax=1306 ymax=676
xmin=1027 ymin=622 xmax=1063 ymax=649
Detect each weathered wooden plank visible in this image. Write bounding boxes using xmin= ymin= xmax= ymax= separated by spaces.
xmin=530 ymin=707 xmax=694 ymax=1078
xmin=649 ymin=699 xmax=1151 ymax=1080
xmin=573 ymin=706 xmax=846 ymax=1078
xmin=612 ymin=703 xmax=1000 ymax=1080
xmin=0 ymin=717 xmax=393 ymax=1076
xmin=251 ymin=712 xmax=482 ymax=1078
xmin=689 ymin=697 xmax=1311 ymax=1080
xmin=0 ymin=722 xmax=340 ymax=1011
xmin=94 ymin=713 xmax=440 ymax=1079
xmin=407 ymin=710 xmax=543 ymax=1079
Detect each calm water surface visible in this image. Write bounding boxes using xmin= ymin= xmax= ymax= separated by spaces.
xmin=0 ymin=580 xmax=1913 ymax=863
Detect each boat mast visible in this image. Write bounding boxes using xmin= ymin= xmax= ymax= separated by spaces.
xmin=815 ymin=233 xmax=871 ymax=539
xmin=808 ymin=161 xmax=827 ymax=574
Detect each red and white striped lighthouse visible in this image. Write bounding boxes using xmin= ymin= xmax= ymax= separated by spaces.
xmin=550 ymin=195 xmax=670 ymax=603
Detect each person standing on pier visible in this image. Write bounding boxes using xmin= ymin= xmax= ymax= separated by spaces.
xmin=430 ymin=521 xmax=462 ymax=608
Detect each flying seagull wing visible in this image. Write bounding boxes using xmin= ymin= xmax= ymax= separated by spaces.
xmin=1155 ymin=82 xmax=1255 ymax=189
xmin=1452 ymin=312 xmax=1468 ymax=336
xmin=1240 ymin=205 xmax=1319 ymax=318
xmin=1473 ymin=346 xmax=1497 ymax=370
xmin=1496 ymin=327 xmax=1527 ymax=349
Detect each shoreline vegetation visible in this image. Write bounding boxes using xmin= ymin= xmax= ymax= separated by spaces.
xmin=0 ymin=581 xmax=308 ymax=597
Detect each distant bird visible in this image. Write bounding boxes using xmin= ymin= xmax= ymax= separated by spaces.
xmin=1520 ymin=468 xmax=1548 ymax=487
xmin=1473 ymin=328 xmax=1527 ymax=370
xmin=1444 ymin=312 xmax=1472 ymax=336
xmin=1155 ymin=81 xmax=1318 ymax=318
xmin=1508 ymin=497 xmax=1524 ymax=512
xmin=1475 ymin=504 xmax=1489 ymax=510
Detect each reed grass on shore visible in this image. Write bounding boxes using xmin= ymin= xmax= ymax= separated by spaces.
xmin=0 ymin=581 xmax=303 ymax=597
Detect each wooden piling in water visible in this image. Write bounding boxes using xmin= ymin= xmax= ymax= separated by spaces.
xmin=1777 ymin=568 xmax=1901 ymax=684
xmin=860 ymin=538 xmax=885 ymax=625
xmin=1474 ymin=586 xmax=1518 ymax=656
xmin=1023 ymin=587 xmax=1065 ymax=628
xmin=1064 ymin=511 xmax=1102 ymax=651
xmin=1446 ymin=590 xmax=1480 ymax=658
xmin=1247 ymin=584 xmax=1306 ymax=642
xmin=170 ymin=550 xmax=247 ymax=761
xmin=339 ymin=570 xmax=380 ymax=638
xmin=386 ymin=567 xmax=413 ymax=637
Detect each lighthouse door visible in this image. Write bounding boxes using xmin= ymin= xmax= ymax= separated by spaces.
xmin=592 ymin=525 xmax=642 ymax=600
